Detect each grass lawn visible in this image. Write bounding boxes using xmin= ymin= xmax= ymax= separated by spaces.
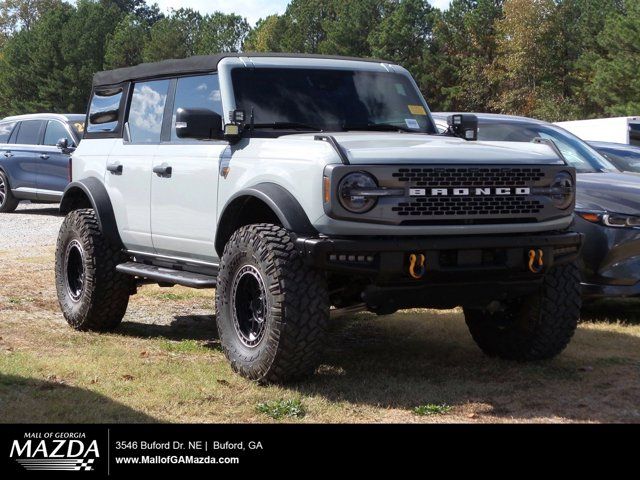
xmin=1 ymin=247 xmax=639 ymax=423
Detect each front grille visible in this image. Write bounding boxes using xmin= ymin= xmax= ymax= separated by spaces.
xmin=392 ymin=167 xmax=544 ymax=187
xmin=392 ymin=196 xmax=544 ymax=217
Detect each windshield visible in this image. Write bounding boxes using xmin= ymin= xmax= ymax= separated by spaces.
xmin=231 ymin=68 xmax=436 ymax=134
xmin=68 ymin=120 xmax=85 ymax=139
xmin=477 ymin=122 xmax=618 ymax=174
xmin=596 ymin=146 xmax=640 ymax=173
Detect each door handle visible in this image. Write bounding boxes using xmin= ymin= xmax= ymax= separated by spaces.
xmin=106 ymin=163 xmax=123 ymax=175
xmin=40 ymin=154 xmax=49 ymax=160
xmin=153 ymin=164 xmax=172 ymax=177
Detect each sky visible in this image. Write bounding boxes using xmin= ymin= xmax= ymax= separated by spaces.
xmin=154 ymin=0 xmax=453 ymax=26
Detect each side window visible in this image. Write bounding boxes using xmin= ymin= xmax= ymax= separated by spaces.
xmin=87 ymin=88 xmax=124 ymax=133
xmin=128 ymin=80 xmax=170 ymax=144
xmin=171 ymin=74 xmax=222 ymax=142
xmin=15 ymin=120 xmax=44 ymax=145
xmin=0 ymin=122 xmax=16 ymax=143
xmin=44 ymin=121 xmax=72 ymax=146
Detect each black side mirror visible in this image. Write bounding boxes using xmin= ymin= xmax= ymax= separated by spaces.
xmin=56 ymin=137 xmax=75 ymax=154
xmin=447 ymin=114 xmax=478 ymax=141
xmin=176 ymin=108 xmax=223 ymax=140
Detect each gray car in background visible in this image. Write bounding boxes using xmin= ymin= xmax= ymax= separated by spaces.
xmin=589 ymin=141 xmax=640 ymax=174
xmin=433 ymin=113 xmax=640 ymax=298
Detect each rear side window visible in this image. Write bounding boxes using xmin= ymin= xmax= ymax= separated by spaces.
xmin=15 ymin=120 xmax=44 ymax=145
xmin=0 ymin=122 xmax=16 ymax=143
xmin=128 ymin=80 xmax=170 ymax=144
xmin=44 ymin=120 xmax=72 ymax=146
xmin=87 ymin=88 xmax=124 ymax=133
xmin=171 ymin=74 xmax=222 ymax=142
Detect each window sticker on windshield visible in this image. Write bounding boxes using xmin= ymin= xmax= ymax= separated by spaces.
xmin=408 ymin=105 xmax=426 ymax=115
xmin=405 ymin=118 xmax=420 ymax=129
xmin=395 ymin=83 xmax=407 ymax=96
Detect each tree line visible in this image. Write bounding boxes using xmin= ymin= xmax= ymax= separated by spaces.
xmin=0 ymin=0 xmax=637 ymax=121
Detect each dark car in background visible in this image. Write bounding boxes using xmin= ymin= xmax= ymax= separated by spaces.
xmin=432 ymin=112 xmax=640 ymax=299
xmin=589 ymin=141 xmax=640 ymax=174
xmin=0 ymin=113 xmax=84 ymax=212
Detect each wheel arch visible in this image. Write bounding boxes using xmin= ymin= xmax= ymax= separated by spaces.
xmin=215 ymin=183 xmax=316 ymax=257
xmin=59 ymin=178 xmax=123 ymax=247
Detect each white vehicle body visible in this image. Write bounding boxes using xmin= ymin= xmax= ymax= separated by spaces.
xmin=71 ymin=56 xmax=572 ymax=265
xmin=556 ymin=117 xmax=640 ymax=146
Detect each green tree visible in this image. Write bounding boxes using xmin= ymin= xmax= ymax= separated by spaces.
xmin=195 ymin=12 xmax=250 ymax=54
xmin=587 ymin=0 xmax=640 ymax=116
xmin=243 ymin=15 xmax=288 ymax=52
xmin=433 ymin=0 xmax=504 ymax=112
xmin=104 ymin=13 xmax=148 ymax=69
xmin=0 ymin=0 xmax=61 ymax=47
xmin=142 ymin=8 xmax=202 ymax=62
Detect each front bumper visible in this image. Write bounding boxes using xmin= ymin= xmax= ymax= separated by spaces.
xmin=296 ymin=231 xmax=582 ymax=279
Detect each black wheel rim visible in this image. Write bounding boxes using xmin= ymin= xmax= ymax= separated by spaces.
xmin=231 ymin=265 xmax=268 ymax=348
xmin=65 ymin=239 xmax=86 ymax=302
xmin=0 ymin=175 xmax=6 ymax=207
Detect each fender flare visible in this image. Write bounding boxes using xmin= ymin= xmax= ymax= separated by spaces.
xmin=59 ymin=178 xmax=123 ymax=247
xmin=215 ymin=182 xmax=316 ymax=255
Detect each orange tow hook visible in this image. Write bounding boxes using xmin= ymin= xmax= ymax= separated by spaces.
xmin=409 ymin=254 xmax=426 ymax=280
xmin=528 ymin=249 xmax=544 ymax=274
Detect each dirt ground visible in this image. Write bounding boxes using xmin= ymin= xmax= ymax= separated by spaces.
xmin=1 ymin=204 xmax=639 ymax=423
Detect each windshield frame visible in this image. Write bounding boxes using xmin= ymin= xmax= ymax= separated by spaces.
xmin=226 ymin=64 xmax=437 ymax=137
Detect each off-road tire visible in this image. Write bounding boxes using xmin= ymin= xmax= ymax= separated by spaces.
xmin=464 ymin=261 xmax=581 ymax=361
xmin=55 ymin=208 xmax=133 ymax=331
xmin=215 ymin=224 xmax=329 ymax=383
xmin=0 ymin=170 xmax=19 ymax=213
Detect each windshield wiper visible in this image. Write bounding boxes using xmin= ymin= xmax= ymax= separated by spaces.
xmin=342 ymin=122 xmax=416 ymax=133
xmin=247 ymin=122 xmax=323 ymax=131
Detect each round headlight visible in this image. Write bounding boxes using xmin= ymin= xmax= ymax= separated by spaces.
xmin=338 ymin=172 xmax=378 ymax=213
xmin=551 ymin=171 xmax=574 ymax=210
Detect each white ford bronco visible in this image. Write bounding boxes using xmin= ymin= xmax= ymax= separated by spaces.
xmin=55 ymin=54 xmax=582 ymax=383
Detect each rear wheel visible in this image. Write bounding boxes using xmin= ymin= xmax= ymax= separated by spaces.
xmin=215 ymin=224 xmax=329 ymax=383
xmin=55 ymin=209 xmax=134 ymax=331
xmin=464 ymin=262 xmax=581 ymax=361
xmin=0 ymin=171 xmax=19 ymax=213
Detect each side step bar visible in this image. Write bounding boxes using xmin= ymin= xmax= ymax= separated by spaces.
xmin=116 ymin=262 xmax=217 ymax=289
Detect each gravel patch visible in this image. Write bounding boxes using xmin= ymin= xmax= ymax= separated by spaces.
xmin=0 ymin=202 xmax=63 ymax=250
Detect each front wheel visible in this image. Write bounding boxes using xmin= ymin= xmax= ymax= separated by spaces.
xmin=464 ymin=261 xmax=581 ymax=361
xmin=55 ymin=209 xmax=134 ymax=331
xmin=215 ymin=224 xmax=329 ymax=383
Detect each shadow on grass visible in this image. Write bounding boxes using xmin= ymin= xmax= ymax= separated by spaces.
xmin=294 ymin=313 xmax=640 ymax=422
xmin=0 ymin=374 xmax=157 ymax=423
xmin=114 ymin=307 xmax=640 ymax=422
xmin=582 ymin=298 xmax=640 ymax=324
xmin=118 ymin=315 xmax=221 ymax=351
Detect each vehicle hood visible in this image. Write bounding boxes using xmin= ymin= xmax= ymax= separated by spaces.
xmin=577 ymin=172 xmax=640 ymax=215
xmin=294 ymin=132 xmax=564 ymax=165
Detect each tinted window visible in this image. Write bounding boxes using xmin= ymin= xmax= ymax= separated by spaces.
xmin=477 ymin=122 xmax=617 ymax=173
xmin=44 ymin=121 xmax=72 ymax=146
xmin=128 ymin=80 xmax=170 ymax=143
xmin=15 ymin=120 xmax=44 ymax=145
xmin=598 ymin=147 xmax=640 ymax=173
xmin=172 ymin=75 xmax=222 ymax=142
xmin=87 ymin=88 xmax=123 ymax=133
xmin=232 ymin=68 xmax=435 ymax=133
xmin=0 ymin=122 xmax=16 ymax=143
xmin=630 ymin=123 xmax=640 ymax=147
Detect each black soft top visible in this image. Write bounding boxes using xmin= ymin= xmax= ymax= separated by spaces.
xmin=92 ymin=53 xmax=394 ymax=88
